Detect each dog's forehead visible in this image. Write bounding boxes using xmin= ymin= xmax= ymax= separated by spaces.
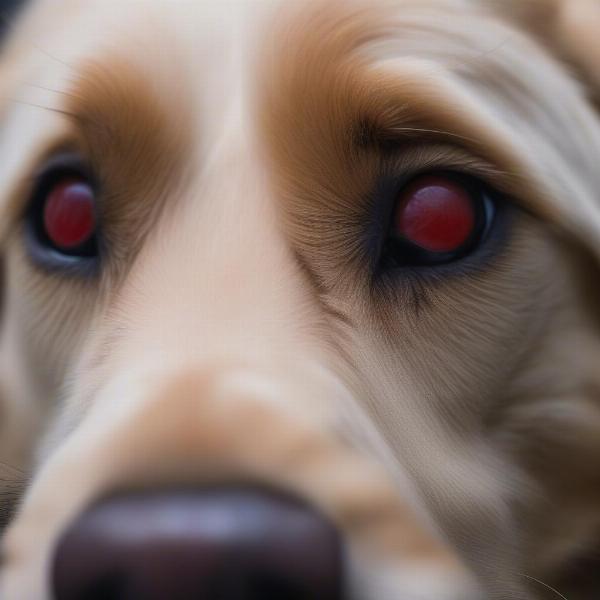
xmin=8 ymin=0 xmax=504 ymax=136
xmin=0 ymin=0 xmax=547 ymax=154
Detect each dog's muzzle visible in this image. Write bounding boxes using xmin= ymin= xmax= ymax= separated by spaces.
xmin=51 ymin=487 xmax=343 ymax=600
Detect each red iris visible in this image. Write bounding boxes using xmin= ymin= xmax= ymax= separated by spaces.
xmin=394 ymin=175 xmax=476 ymax=254
xmin=43 ymin=178 xmax=96 ymax=251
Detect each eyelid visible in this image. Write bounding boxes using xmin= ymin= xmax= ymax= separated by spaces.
xmin=377 ymin=143 xmax=517 ymax=203
xmin=31 ymin=152 xmax=93 ymax=184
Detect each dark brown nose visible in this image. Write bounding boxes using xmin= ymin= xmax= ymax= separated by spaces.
xmin=51 ymin=488 xmax=343 ymax=600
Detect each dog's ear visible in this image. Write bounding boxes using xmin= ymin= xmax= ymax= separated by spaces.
xmin=494 ymin=0 xmax=600 ymax=263
xmin=550 ymin=0 xmax=600 ymax=98
xmin=529 ymin=0 xmax=600 ymax=290
xmin=500 ymin=0 xmax=600 ymax=100
xmin=543 ymin=0 xmax=600 ymax=265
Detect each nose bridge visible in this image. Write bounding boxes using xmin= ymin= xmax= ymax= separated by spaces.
xmin=118 ymin=133 xmax=316 ymax=367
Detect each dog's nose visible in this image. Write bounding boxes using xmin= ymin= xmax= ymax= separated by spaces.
xmin=51 ymin=488 xmax=343 ymax=600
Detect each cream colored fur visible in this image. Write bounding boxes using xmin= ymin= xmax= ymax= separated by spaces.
xmin=0 ymin=0 xmax=599 ymax=598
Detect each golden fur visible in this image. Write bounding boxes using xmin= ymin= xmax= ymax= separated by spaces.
xmin=0 ymin=0 xmax=599 ymax=598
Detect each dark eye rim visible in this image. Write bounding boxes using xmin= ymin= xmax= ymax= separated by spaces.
xmin=371 ymin=169 xmax=513 ymax=278
xmin=24 ymin=153 xmax=101 ymax=276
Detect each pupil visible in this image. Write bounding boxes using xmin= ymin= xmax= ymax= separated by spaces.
xmin=43 ymin=179 xmax=96 ymax=251
xmin=395 ymin=176 xmax=476 ymax=253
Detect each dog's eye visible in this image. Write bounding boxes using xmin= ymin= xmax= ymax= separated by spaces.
xmin=27 ymin=168 xmax=99 ymax=266
xmin=43 ymin=178 xmax=96 ymax=252
xmin=385 ymin=174 xmax=494 ymax=266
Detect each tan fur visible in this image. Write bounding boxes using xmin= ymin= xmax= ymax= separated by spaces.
xmin=0 ymin=0 xmax=599 ymax=598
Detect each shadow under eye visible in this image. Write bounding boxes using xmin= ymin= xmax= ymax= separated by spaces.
xmin=23 ymin=222 xmax=101 ymax=277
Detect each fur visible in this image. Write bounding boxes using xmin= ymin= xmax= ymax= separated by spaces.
xmin=0 ymin=0 xmax=599 ymax=598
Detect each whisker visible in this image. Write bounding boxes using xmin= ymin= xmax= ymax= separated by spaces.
xmin=0 ymin=12 xmax=76 ymax=72
xmin=518 ymin=573 xmax=570 ymax=600
xmin=0 ymin=460 xmax=26 ymax=477
xmin=4 ymin=96 xmax=78 ymax=119
xmin=388 ymin=125 xmax=480 ymax=145
xmin=18 ymin=81 xmax=82 ymax=104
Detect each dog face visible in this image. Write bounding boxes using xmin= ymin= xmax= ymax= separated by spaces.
xmin=0 ymin=0 xmax=600 ymax=598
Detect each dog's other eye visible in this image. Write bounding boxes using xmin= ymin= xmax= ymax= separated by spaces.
xmin=385 ymin=174 xmax=494 ymax=266
xmin=43 ymin=178 xmax=96 ymax=252
xmin=27 ymin=171 xmax=99 ymax=264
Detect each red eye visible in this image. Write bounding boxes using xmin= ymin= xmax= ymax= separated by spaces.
xmin=42 ymin=177 xmax=96 ymax=252
xmin=394 ymin=175 xmax=477 ymax=254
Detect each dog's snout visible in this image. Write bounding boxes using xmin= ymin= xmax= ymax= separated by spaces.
xmin=51 ymin=487 xmax=343 ymax=600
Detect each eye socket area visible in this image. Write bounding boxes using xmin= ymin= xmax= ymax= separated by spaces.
xmin=385 ymin=173 xmax=495 ymax=267
xmin=26 ymin=165 xmax=99 ymax=265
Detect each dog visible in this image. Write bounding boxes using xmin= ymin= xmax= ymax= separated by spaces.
xmin=0 ymin=0 xmax=599 ymax=598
